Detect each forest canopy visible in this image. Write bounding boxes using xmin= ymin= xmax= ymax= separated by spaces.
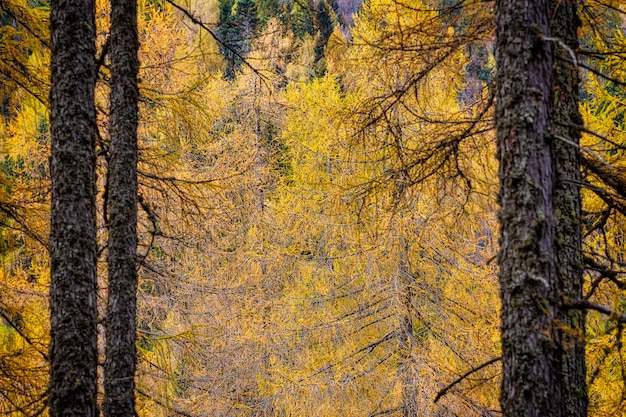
xmin=1 ymin=0 xmax=626 ymax=416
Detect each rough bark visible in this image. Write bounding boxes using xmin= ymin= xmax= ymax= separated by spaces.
xmin=550 ymin=1 xmax=587 ymax=415
xmin=48 ymin=0 xmax=98 ymax=413
xmin=495 ymin=1 xmax=563 ymax=416
xmin=103 ymin=0 xmax=140 ymax=413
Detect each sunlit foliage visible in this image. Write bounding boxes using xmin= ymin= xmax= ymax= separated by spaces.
xmin=2 ymin=0 xmax=626 ymax=415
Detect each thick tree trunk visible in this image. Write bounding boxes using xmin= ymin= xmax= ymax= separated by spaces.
xmin=550 ymin=1 xmax=588 ymax=416
xmin=48 ymin=0 xmax=98 ymax=414
xmin=103 ymin=0 xmax=140 ymax=413
xmin=495 ymin=1 xmax=563 ymax=416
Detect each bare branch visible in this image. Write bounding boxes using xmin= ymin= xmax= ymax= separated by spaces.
xmin=0 ymin=308 xmax=48 ymax=361
xmin=585 ymin=256 xmax=626 ymax=290
xmin=137 ymin=389 xmax=198 ymax=417
xmin=434 ymin=357 xmax=500 ymax=404
xmin=565 ymin=298 xmax=626 ymax=323
xmin=163 ymin=0 xmax=267 ymax=81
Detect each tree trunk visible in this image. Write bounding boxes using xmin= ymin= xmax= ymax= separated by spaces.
xmin=48 ymin=0 xmax=98 ymax=413
xmin=398 ymin=242 xmax=418 ymax=417
xmin=495 ymin=0 xmax=563 ymax=416
xmin=550 ymin=1 xmax=587 ymax=415
xmin=103 ymin=0 xmax=140 ymax=413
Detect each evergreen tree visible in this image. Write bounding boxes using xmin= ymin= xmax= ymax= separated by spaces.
xmin=290 ymin=0 xmax=315 ymax=39
xmin=256 ymin=0 xmax=281 ymax=28
xmin=313 ymin=0 xmax=334 ymax=72
xmin=218 ymin=0 xmax=239 ymax=79
xmin=218 ymin=0 xmax=259 ymax=79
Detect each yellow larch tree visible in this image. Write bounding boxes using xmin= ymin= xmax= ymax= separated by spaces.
xmin=0 ymin=0 xmax=49 ymax=413
xmin=577 ymin=3 xmax=626 ymax=414
xmin=5 ymin=0 xmax=626 ymax=415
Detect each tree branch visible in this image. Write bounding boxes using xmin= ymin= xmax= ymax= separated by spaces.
xmin=137 ymin=389 xmax=197 ymax=417
xmin=0 ymin=308 xmax=48 ymax=361
xmin=581 ymin=152 xmax=626 ymax=199
xmin=564 ymin=298 xmax=626 ymax=323
xmin=163 ymin=0 xmax=267 ymax=81
xmin=434 ymin=357 xmax=500 ymax=403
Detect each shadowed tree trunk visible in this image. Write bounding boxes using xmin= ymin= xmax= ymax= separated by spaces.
xmin=48 ymin=0 xmax=98 ymax=413
xmin=103 ymin=0 xmax=140 ymax=413
xmin=550 ymin=1 xmax=588 ymax=415
xmin=495 ymin=0 xmax=564 ymax=415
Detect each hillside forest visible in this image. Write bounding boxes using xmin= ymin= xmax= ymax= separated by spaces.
xmin=1 ymin=0 xmax=626 ymax=415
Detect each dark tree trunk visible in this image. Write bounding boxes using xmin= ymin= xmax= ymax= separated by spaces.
xmin=495 ymin=1 xmax=563 ymax=416
xmin=103 ymin=0 xmax=140 ymax=413
xmin=48 ymin=0 xmax=98 ymax=413
xmin=550 ymin=1 xmax=587 ymax=415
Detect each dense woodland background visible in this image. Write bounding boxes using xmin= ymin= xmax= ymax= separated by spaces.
xmin=1 ymin=0 xmax=626 ymax=415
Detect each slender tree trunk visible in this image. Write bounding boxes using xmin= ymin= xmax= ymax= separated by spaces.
xmin=398 ymin=242 xmax=418 ymax=417
xmin=103 ymin=0 xmax=140 ymax=413
xmin=550 ymin=1 xmax=588 ymax=415
xmin=495 ymin=1 xmax=563 ymax=416
xmin=48 ymin=0 xmax=98 ymax=413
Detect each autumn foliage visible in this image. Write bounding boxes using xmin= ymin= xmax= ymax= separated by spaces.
xmin=2 ymin=0 xmax=626 ymax=415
